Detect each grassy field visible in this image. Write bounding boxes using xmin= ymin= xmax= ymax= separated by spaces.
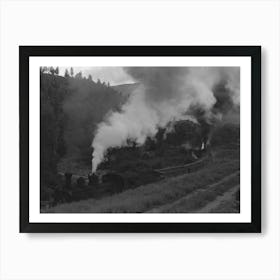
xmin=47 ymin=148 xmax=240 ymax=213
xmin=148 ymin=173 xmax=239 ymax=213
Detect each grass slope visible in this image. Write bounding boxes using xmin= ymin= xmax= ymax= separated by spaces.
xmin=47 ymin=155 xmax=239 ymax=213
xmin=148 ymin=174 xmax=239 ymax=213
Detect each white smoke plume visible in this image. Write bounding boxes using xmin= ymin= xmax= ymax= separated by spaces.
xmin=91 ymin=67 xmax=240 ymax=172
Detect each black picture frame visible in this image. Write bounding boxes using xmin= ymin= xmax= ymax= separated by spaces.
xmin=20 ymin=46 xmax=261 ymax=233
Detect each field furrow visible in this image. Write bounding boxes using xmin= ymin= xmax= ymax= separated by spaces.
xmin=47 ymin=158 xmax=239 ymax=213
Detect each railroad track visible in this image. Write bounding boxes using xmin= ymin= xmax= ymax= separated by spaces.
xmin=154 ymin=156 xmax=210 ymax=177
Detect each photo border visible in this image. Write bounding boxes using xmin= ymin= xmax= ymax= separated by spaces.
xmin=19 ymin=46 xmax=261 ymax=233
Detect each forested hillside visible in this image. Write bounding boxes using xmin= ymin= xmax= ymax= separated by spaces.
xmin=112 ymin=82 xmax=140 ymax=98
xmin=63 ymin=74 xmax=124 ymax=160
xmin=40 ymin=69 xmax=124 ymax=199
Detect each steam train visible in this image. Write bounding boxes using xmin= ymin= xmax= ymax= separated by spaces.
xmin=41 ymin=141 xmax=212 ymax=209
xmin=45 ymin=171 xmax=126 ymax=208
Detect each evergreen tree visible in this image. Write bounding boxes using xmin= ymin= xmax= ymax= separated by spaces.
xmin=70 ymin=67 xmax=74 ymax=77
xmin=40 ymin=66 xmax=48 ymax=74
xmin=50 ymin=66 xmax=55 ymax=75
xmin=75 ymin=71 xmax=83 ymax=79
xmin=64 ymin=69 xmax=70 ymax=78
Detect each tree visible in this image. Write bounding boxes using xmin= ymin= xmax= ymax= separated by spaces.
xmin=55 ymin=67 xmax=59 ymax=75
xmin=49 ymin=66 xmax=55 ymax=75
xmin=107 ymin=82 xmax=110 ymax=87
xmin=70 ymin=67 xmax=74 ymax=77
xmin=64 ymin=69 xmax=70 ymax=78
xmin=40 ymin=66 xmax=47 ymax=74
xmin=211 ymin=124 xmax=240 ymax=147
xmin=88 ymin=74 xmax=93 ymax=82
xmin=75 ymin=71 xmax=83 ymax=79
xmin=40 ymin=73 xmax=67 ymax=199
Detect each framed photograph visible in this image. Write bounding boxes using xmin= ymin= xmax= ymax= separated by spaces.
xmin=20 ymin=46 xmax=261 ymax=233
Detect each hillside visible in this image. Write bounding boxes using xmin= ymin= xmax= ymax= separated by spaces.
xmin=112 ymin=82 xmax=140 ymax=98
xmin=40 ymin=72 xmax=125 ymax=199
xmin=46 ymin=147 xmax=240 ymax=213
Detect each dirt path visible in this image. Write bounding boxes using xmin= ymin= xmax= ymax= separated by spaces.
xmin=146 ymin=171 xmax=240 ymax=213
xmin=194 ymin=184 xmax=239 ymax=213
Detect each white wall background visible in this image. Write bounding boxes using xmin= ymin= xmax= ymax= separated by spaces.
xmin=0 ymin=0 xmax=279 ymax=279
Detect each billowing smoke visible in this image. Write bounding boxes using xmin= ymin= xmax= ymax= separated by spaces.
xmin=91 ymin=67 xmax=240 ymax=172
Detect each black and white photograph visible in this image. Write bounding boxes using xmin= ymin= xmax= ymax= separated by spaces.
xmin=40 ymin=66 xmax=241 ymax=214
xmin=19 ymin=46 xmax=261 ymax=232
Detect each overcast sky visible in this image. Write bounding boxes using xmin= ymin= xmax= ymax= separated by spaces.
xmin=59 ymin=67 xmax=135 ymax=86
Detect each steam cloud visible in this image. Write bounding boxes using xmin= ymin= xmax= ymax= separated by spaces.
xmin=91 ymin=67 xmax=240 ymax=172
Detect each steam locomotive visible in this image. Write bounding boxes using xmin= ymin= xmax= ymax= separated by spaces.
xmin=48 ymin=171 xmax=126 ymax=207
